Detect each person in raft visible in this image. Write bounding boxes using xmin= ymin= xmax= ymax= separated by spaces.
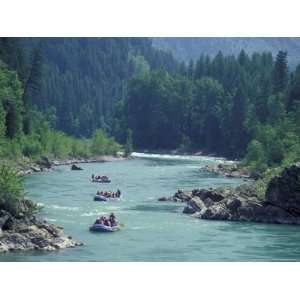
xmin=109 ymin=213 xmax=118 ymax=226
xmin=95 ymin=216 xmax=104 ymax=225
xmin=94 ymin=214 xmax=117 ymax=227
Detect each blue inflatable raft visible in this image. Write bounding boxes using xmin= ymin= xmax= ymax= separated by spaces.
xmin=94 ymin=195 xmax=121 ymax=202
xmin=89 ymin=224 xmax=120 ymax=232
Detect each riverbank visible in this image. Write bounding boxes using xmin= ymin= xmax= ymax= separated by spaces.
xmin=1 ymin=155 xmax=128 ymax=253
xmin=159 ymin=162 xmax=300 ymax=225
xmin=200 ymin=163 xmax=253 ymax=179
xmin=0 ymin=200 xmax=82 ymax=253
xmin=13 ymin=154 xmax=128 ymax=176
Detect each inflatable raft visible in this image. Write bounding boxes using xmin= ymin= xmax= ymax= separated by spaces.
xmin=91 ymin=179 xmax=111 ymax=183
xmin=94 ymin=195 xmax=121 ymax=201
xmin=89 ymin=224 xmax=120 ymax=232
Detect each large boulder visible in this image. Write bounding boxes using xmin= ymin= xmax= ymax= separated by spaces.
xmin=226 ymin=197 xmax=242 ymax=211
xmin=183 ymin=197 xmax=206 ymax=214
xmin=0 ymin=210 xmax=11 ymax=229
xmin=192 ymin=188 xmax=228 ymax=202
xmin=199 ymin=202 xmax=231 ymax=220
xmin=38 ymin=156 xmax=52 ymax=169
xmin=183 ymin=206 xmax=196 ymax=214
xmin=265 ymin=162 xmax=300 ymax=216
xmin=0 ymin=213 xmax=82 ymax=253
xmin=173 ymin=190 xmax=192 ymax=202
xmin=71 ymin=164 xmax=83 ymax=171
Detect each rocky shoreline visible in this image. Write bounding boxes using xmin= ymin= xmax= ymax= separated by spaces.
xmin=200 ymin=163 xmax=252 ymax=179
xmin=0 ymin=154 xmax=130 ymax=254
xmin=0 ymin=201 xmax=82 ymax=253
xmin=159 ymin=162 xmax=300 ymax=225
xmin=16 ymin=155 xmax=127 ymax=176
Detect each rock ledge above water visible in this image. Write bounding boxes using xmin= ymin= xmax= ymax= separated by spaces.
xmin=160 ymin=162 xmax=300 ymax=225
xmin=0 ymin=208 xmax=82 ymax=253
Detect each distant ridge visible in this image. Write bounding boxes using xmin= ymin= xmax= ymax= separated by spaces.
xmin=152 ymin=37 xmax=300 ymax=67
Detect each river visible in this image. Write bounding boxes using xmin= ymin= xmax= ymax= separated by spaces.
xmin=1 ymin=153 xmax=300 ymax=261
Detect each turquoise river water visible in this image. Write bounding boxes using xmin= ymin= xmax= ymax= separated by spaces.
xmin=1 ymin=153 xmax=300 ymax=261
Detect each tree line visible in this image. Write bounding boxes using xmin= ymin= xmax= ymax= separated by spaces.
xmin=2 ymin=37 xmax=300 ymax=178
xmin=0 ymin=38 xmax=121 ymax=162
xmin=115 ymin=49 xmax=300 ymax=175
xmin=23 ymin=38 xmax=179 ymax=137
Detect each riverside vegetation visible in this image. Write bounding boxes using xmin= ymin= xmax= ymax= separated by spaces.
xmin=1 ymin=37 xmax=300 ymax=253
xmin=0 ymin=38 xmax=128 ymax=252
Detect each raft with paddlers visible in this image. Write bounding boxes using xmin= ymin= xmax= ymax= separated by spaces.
xmin=91 ymin=174 xmax=111 ymax=183
xmin=89 ymin=224 xmax=120 ymax=232
xmin=94 ymin=195 xmax=121 ymax=201
xmin=94 ymin=190 xmax=121 ymax=201
xmin=90 ymin=213 xmax=122 ymax=233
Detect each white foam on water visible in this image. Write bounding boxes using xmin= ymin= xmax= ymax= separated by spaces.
xmin=81 ymin=211 xmax=105 ymax=217
xmin=46 ymin=218 xmax=57 ymax=222
xmin=50 ymin=205 xmax=80 ymax=211
xmin=131 ymin=152 xmax=236 ymax=164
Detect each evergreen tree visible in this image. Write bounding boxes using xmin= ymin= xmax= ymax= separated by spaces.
xmin=273 ymin=51 xmax=288 ymax=94
xmin=229 ymin=86 xmax=249 ymax=156
xmin=3 ymin=100 xmax=20 ymax=139
xmin=288 ymin=65 xmax=300 ymax=110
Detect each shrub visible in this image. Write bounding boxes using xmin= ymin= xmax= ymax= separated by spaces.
xmin=0 ymin=164 xmax=24 ymax=216
xmin=21 ymin=135 xmax=43 ymax=158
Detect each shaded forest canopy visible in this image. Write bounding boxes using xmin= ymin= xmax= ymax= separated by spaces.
xmin=1 ymin=37 xmax=300 ymax=177
xmin=24 ymin=38 xmax=179 ymax=137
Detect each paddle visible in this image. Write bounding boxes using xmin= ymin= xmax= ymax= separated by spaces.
xmin=119 ymin=223 xmax=125 ymax=228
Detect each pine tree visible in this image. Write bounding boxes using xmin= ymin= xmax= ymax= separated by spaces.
xmin=273 ymin=51 xmax=288 ymax=94
xmin=23 ymin=47 xmax=43 ymax=107
xmin=3 ymin=100 xmax=20 ymax=139
xmin=229 ymin=86 xmax=249 ymax=156
xmin=288 ymin=65 xmax=300 ymax=110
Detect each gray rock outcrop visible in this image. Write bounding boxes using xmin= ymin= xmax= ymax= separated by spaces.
xmin=0 ymin=209 xmax=82 ymax=253
xmin=160 ymin=162 xmax=300 ymax=225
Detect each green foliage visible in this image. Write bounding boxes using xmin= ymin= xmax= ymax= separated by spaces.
xmin=21 ymin=38 xmax=179 ymax=137
xmin=21 ymin=134 xmax=43 ymax=158
xmin=2 ymin=37 xmax=300 ymax=184
xmin=129 ymin=53 xmax=150 ymax=77
xmin=91 ymin=129 xmax=120 ymax=156
xmin=0 ymin=164 xmax=24 ymax=214
xmin=0 ymin=65 xmax=23 ymax=139
xmin=273 ymin=51 xmax=288 ymax=94
xmin=255 ymin=166 xmax=284 ymax=199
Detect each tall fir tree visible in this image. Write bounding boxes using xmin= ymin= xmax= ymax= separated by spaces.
xmin=273 ymin=51 xmax=288 ymax=94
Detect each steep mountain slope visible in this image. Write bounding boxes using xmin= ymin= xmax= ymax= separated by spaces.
xmin=153 ymin=37 xmax=300 ymax=67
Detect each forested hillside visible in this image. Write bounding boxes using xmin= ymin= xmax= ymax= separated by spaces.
xmin=1 ymin=37 xmax=300 ymax=179
xmin=153 ymin=38 xmax=300 ymax=68
xmin=0 ymin=38 xmax=121 ymax=162
xmin=119 ymin=49 xmax=300 ymax=175
xmin=24 ymin=38 xmax=179 ymax=137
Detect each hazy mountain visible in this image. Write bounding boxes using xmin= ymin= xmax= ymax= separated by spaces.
xmin=152 ymin=37 xmax=300 ymax=67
